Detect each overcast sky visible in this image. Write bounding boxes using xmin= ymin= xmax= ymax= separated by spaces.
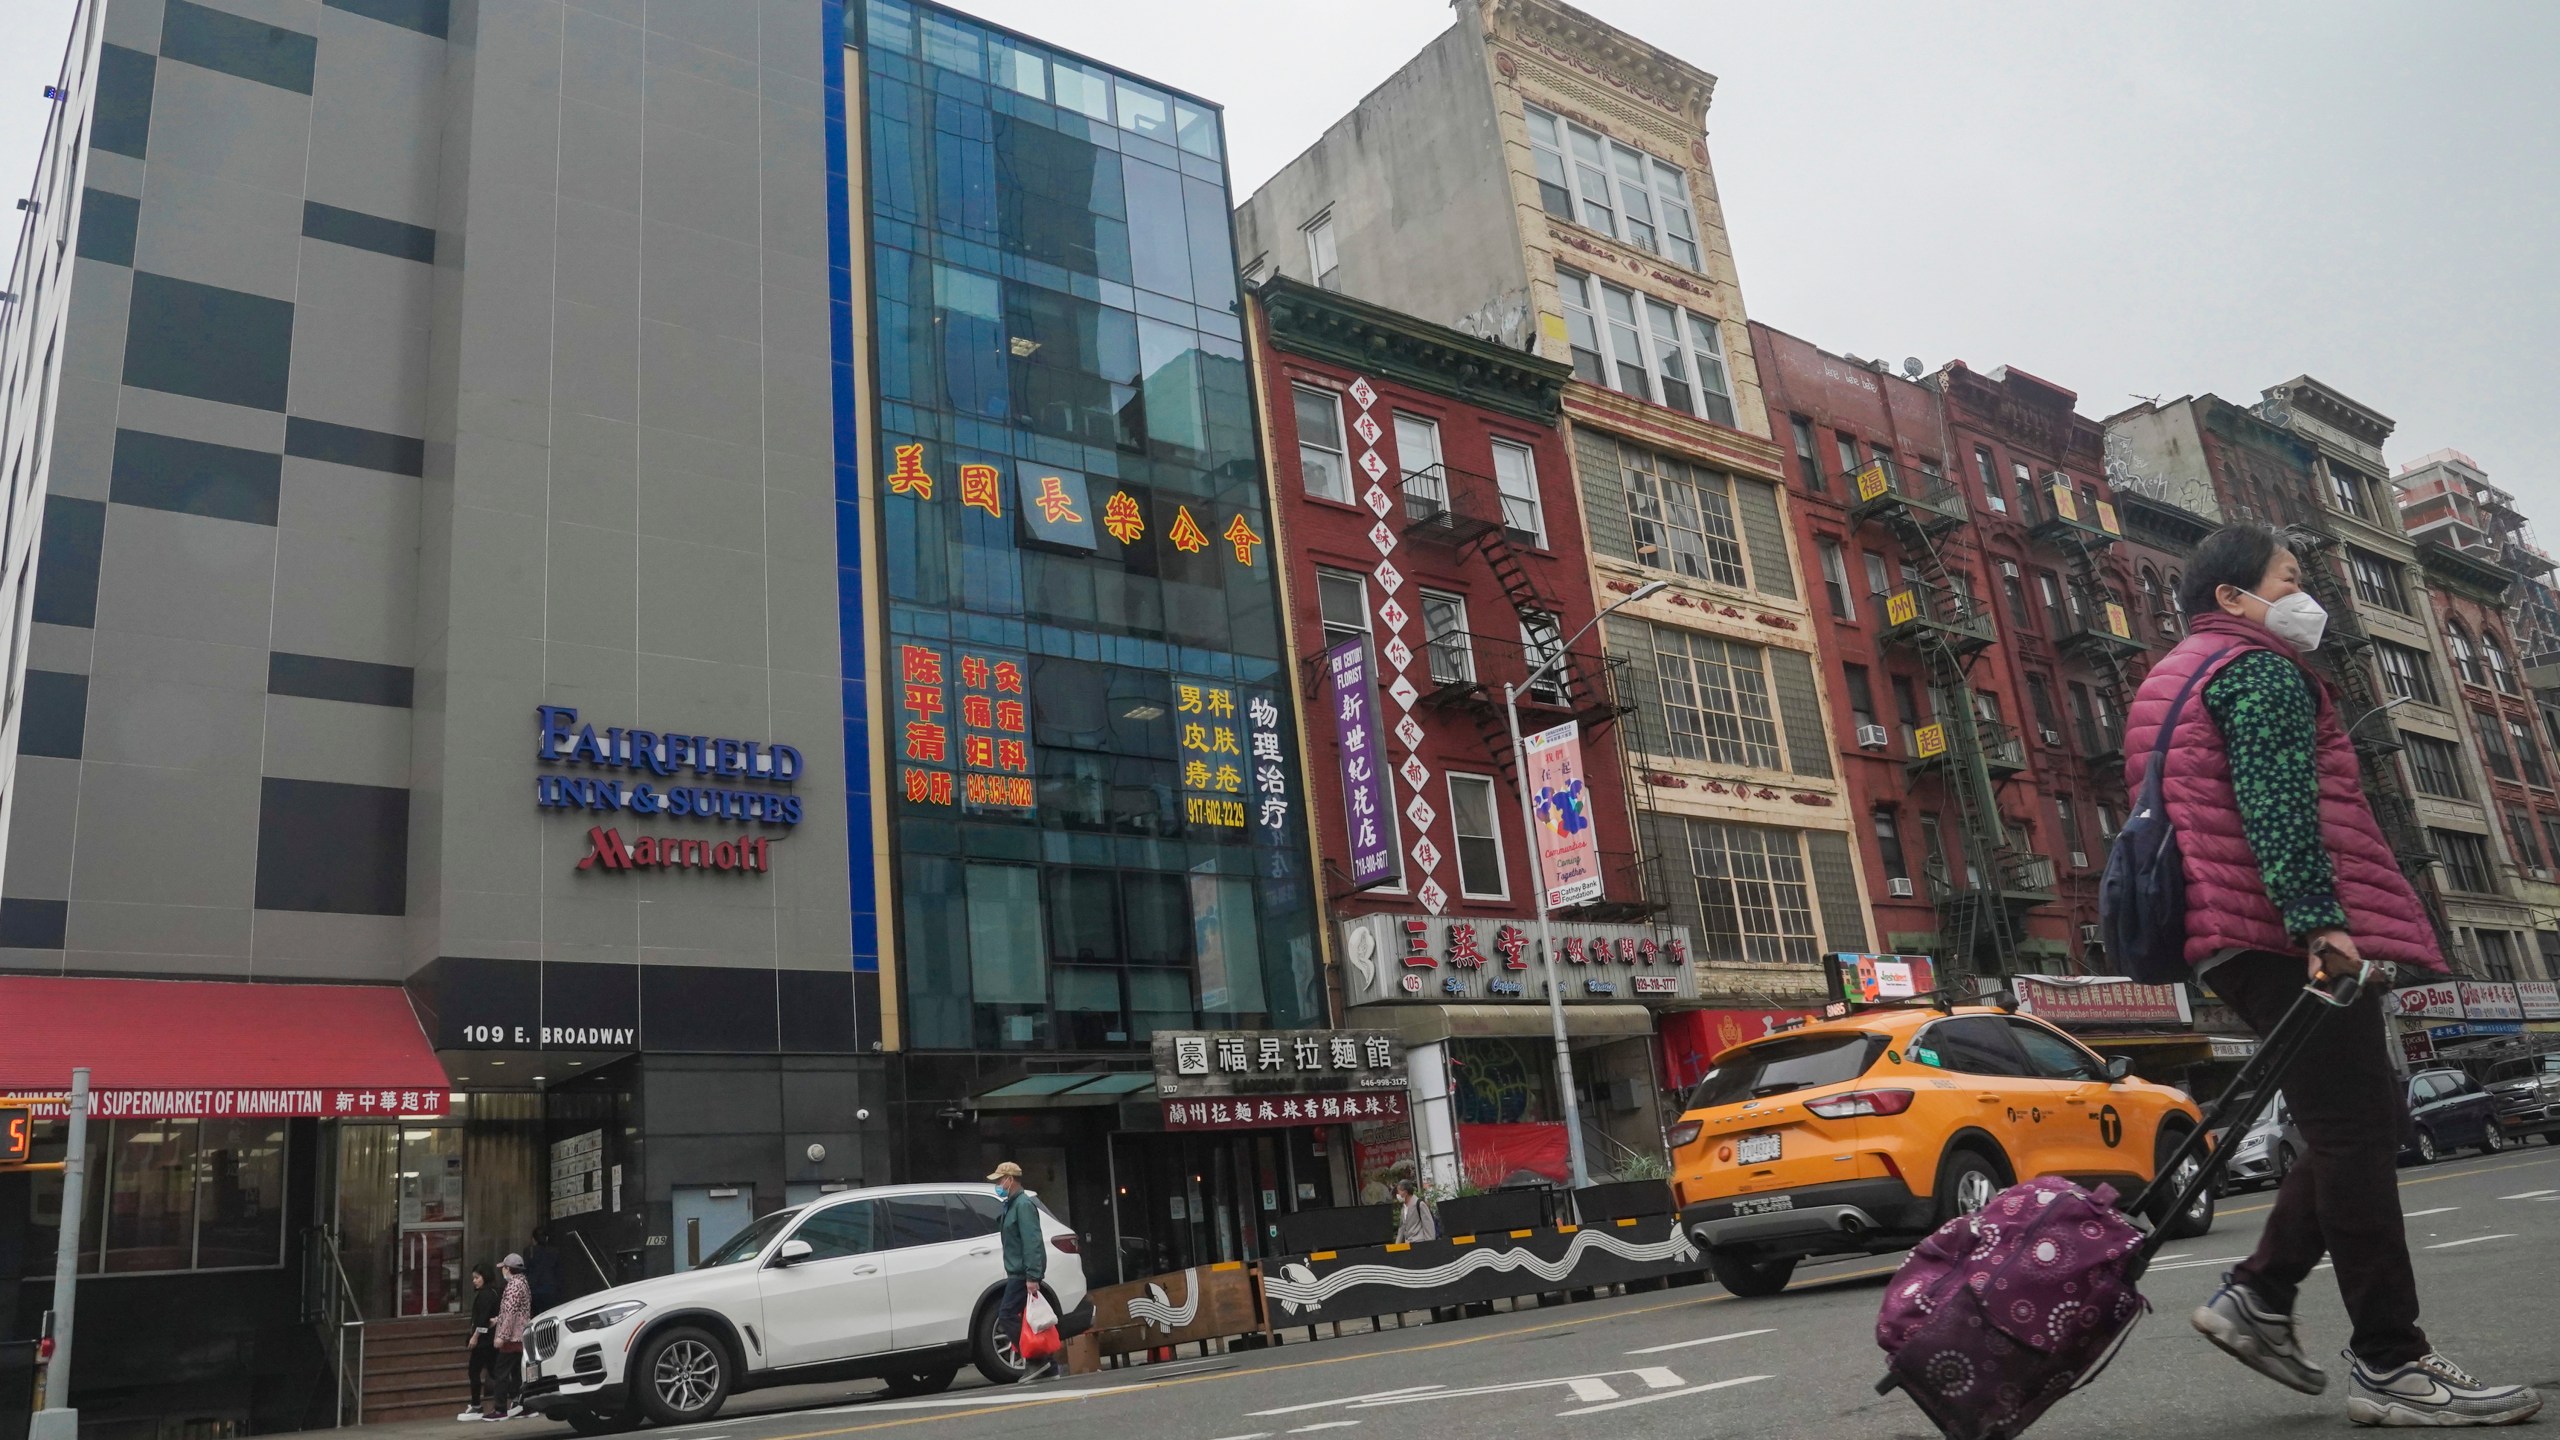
xmin=7 ymin=0 xmax=2556 ymax=534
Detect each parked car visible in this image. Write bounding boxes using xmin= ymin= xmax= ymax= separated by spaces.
xmin=2220 ymin=1092 xmax=2302 ymax=1193
xmin=519 ymin=1183 xmax=1092 ymax=1431
xmin=2482 ymin=1052 xmax=2560 ymax=1143
xmin=2401 ymin=1067 xmax=2503 ymax=1164
xmin=1667 ymin=1005 xmax=2210 ymax=1298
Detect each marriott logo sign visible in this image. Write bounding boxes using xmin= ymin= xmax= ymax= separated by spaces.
xmin=578 ymin=826 xmax=776 ymax=875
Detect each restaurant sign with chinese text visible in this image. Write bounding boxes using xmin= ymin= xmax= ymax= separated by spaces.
xmin=1336 ymin=914 xmax=1698 ymax=1006
xmin=1152 ymin=1028 xmax=1407 ymax=1099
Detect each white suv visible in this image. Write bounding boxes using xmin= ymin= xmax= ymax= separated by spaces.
xmin=520 ymin=1183 xmax=1091 ymax=1430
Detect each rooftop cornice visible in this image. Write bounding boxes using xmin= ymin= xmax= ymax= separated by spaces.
xmin=1483 ymin=0 xmax=1717 ymax=119
xmin=2264 ymin=375 xmax=2396 ymax=446
xmin=1256 ymin=276 xmax=1570 ymax=423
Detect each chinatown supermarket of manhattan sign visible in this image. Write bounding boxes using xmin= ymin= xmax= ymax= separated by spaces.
xmin=534 ymin=705 xmax=803 ymax=876
xmin=1337 ymin=914 xmax=1698 ymax=1006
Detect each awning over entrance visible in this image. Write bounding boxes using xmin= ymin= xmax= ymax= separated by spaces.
xmin=0 ymin=975 xmax=450 ymax=1118
xmin=1346 ymin=1002 xmax=1656 ymax=1046
xmin=972 ymin=1071 xmax=1157 ymax=1111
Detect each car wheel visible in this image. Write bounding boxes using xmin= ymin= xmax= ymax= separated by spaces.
xmin=563 ymin=1407 xmax=635 ymax=1436
xmin=2414 ymin=1127 xmax=2440 ymax=1165
xmin=635 ymin=1325 xmax=730 ymax=1427
xmin=1934 ymin=1146 xmax=2005 ymax=1227
xmin=2152 ymin=1126 xmax=2216 ymax=1239
xmin=1705 ymin=1247 xmax=1797 ymax=1298
xmin=2273 ymin=1144 xmax=2296 ymax=1185
xmin=2480 ymin=1123 xmax=2506 ymax=1153
xmin=883 ymin=1368 xmax=958 ymax=1398
xmin=973 ymin=1294 xmax=1029 ymax=1385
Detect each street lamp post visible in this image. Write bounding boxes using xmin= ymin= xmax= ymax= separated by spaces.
xmin=30 ymin=1066 xmax=89 ymax=1440
xmin=1508 ymin=580 xmax=1667 ymax=1190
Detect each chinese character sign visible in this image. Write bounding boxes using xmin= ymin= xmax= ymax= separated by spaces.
xmin=1524 ymin=721 xmax=1603 ymax=909
xmin=1152 ymin=1027 xmax=1408 ymax=1100
xmin=1326 ymin=636 xmax=1402 ymax=890
xmin=1017 ymin=469 xmax=1097 ymax=552
xmin=1161 ymin=1090 xmax=1407 ymax=1131
xmin=1177 ymin=677 xmax=1248 ymax=830
xmin=1246 ymin=690 xmax=1291 ymax=844
xmin=899 ymin=642 xmax=1034 ymax=811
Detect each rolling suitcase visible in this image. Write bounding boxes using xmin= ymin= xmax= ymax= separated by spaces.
xmin=1872 ymin=964 xmax=2373 ymax=1440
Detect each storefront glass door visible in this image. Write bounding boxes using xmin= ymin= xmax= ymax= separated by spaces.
xmin=396 ymin=1126 xmax=468 ymax=1315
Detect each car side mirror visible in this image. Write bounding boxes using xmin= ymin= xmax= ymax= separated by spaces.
xmin=2102 ymin=1056 xmax=2133 ymax=1083
xmin=775 ymin=1238 xmax=813 ymax=1266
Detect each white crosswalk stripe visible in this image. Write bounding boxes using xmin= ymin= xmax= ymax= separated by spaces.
xmin=1556 ymin=1375 xmax=1770 ymax=1417
xmin=1625 ymin=1327 xmax=1775 ymax=1355
xmin=2426 ymin=1234 xmax=2519 ymax=1249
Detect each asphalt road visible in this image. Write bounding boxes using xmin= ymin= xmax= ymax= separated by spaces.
xmin=436 ymin=1146 xmax=2560 ymax=1440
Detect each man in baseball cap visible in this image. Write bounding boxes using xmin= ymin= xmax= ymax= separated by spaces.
xmin=988 ymin=1162 xmax=1052 ymax=1383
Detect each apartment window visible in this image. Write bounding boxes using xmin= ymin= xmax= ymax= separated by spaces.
xmin=1818 ymin=539 xmax=1854 ymax=620
xmin=1653 ymin=628 xmax=1783 ymax=769
xmin=2486 ymin=637 xmax=2520 ymax=694
xmin=2477 ymin=708 xmax=2518 ymax=781
xmin=1834 ymin=433 xmax=1862 ymax=482
xmin=1553 ymin=267 xmax=1731 ymax=423
xmin=2037 ymin=571 xmax=2069 ymax=637
xmin=2508 ymin=807 xmax=2545 ymax=871
xmin=2448 ymin=622 xmax=2483 ymax=687
xmin=1791 ymin=416 xmax=1822 ymax=490
xmin=1873 ymin=809 xmax=1911 ymax=881
xmin=2056 ymin=796 xmax=2085 ymax=860
xmin=1303 ymin=213 xmax=1339 ymax=290
xmin=2012 ymin=461 xmax=2040 ymax=522
xmin=1316 ymin=567 xmax=1369 ymax=647
xmin=1682 ymin=820 xmax=1821 ymax=965
xmin=1891 ymin=673 xmax=1924 ymax=753
xmin=71 ymin=1119 xmax=290 ymax=1275
xmin=1844 ymin=665 xmax=1879 ymax=732
xmin=2436 ymin=828 xmax=2495 ymax=892
xmin=1489 ymin=438 xmax=1545 ymax=544
xmin=2330 ymin=465 xmax=2368 ymax=519
xmin=2349 ymin=548 xmax=2407 ymax=613
xmin=2094 ymin=689 xmax=2121 ymax=750
xmin=1975 ymin=446 xmax=2005 ymax=513
xmin=2025 ymin=673 xmax=2061 ymax=741
xmin=2478 ymin=928 xmax=2521 ymax=982
xmin=1862 ymin=551 xmax=1893 ymax=610
xmin=1622 ymin=445 xmax=1746 ymax=587
xmin=1393 ymin=413 xmax=1445 ymax=516
xmin=1522 ymin=614 xmax=1567 ymax=705
xmin=1524 ymin=105 xmax=1703 ymax=269
xmin=1419 ymin=590 xmax=1474 ymax=686
xmin=2377 ymin=640 xmax=2440 ymax=705
xmin=2542 ymin=814 xmax=2560 ymax=875
xmin=1448 ymin=774 xmax=1506 ymax=899
xmin=2512 ymin=717 xmax=2549 ymax=787
xmin=2003 ymin=571 xmax=2032 ymax=630
xmin=2096 ymin=804 xmax=2120 ymax=841
xmin=2067 ymin=682 xmax=2100 ymax=754
xmin=1293 ymin=384 xmax=1350 ymax=502
xmin=2406 ymin=734 xmax=2470 ymax=799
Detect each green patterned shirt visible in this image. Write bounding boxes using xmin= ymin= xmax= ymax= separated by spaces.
xmin=2200 ymin=649 xmax=2350 ymax=938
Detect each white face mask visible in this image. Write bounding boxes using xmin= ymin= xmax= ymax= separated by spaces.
xmin=2241 ymin=588 xmax=2328 ymax=650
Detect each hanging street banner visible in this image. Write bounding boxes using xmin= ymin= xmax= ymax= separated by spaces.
xmin=1326 ymin=636 xmax=1402 ymax=890
xmin=1524 ymin=720 xmax=1603 ymax=909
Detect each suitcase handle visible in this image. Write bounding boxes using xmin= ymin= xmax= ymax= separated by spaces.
xmin=2124 ymin=962 xmax=2378 ymax=1275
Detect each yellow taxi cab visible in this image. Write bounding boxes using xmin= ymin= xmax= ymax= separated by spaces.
xmin=1668 ymin=1002 xmax=2210 ymax=1296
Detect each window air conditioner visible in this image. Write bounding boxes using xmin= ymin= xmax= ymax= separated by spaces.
xmin=1856 ymin=724 xmax=1890 ymax=749
xmin=2535 ymin=867 xmax=2554 ymax=882
xmin=2040 ymin=728 xmax=2062 ymax=745
xmin=2079 ymin=924 xmax=2102 ymax=944
xmin=1886 ymin=877 xmax=1916 ymax=898
xmin=2070 ymin=851 xmax=2089 ymax=869
xmin=1999 ymin=560 xmax=2020 ymax=579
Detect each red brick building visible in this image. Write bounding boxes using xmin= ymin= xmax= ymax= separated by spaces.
xmin=1752 ymin=326 xmax=2143 ymax=976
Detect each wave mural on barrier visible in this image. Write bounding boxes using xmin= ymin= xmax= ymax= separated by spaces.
xmin=1264 ymin=1226 xmax=1700 ymax=1314
xmin=1124 ymin=1268 xmax=1202 ymax=1332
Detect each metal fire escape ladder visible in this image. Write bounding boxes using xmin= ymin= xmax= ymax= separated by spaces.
xmin=2031 ymin=477 xmax=2143 ymax=795
xmin=1848 ymin=458 xmax=2032 ymax=979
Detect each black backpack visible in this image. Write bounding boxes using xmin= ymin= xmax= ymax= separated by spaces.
xmin=2099 ymin=647 xmax=2232 ymax=985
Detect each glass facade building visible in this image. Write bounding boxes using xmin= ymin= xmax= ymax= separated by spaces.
xmin=849 ymin=0 xmax=1323 ymax=1060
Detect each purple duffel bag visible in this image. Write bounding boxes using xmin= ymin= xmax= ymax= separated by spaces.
xmin=1874 ymin=1175 xmax=2150 ymax=1440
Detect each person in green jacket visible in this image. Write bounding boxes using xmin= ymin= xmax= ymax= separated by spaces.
xmin=989 ymin=1161 xmax=1053 ymax=1384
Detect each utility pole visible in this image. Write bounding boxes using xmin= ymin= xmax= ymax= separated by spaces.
xmin=30 ymin=1067 xmax=89 ymax=1440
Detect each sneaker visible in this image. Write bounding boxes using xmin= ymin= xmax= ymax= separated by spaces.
xmin=2192 ymin=1272 xmax=2328 ymax=1395
xmin=2347 ymin=1350 xmax=2541 ymax=1427
xmin=456 ymin=1409 xmax=482 ymax=1423
xmin=1016 ymin=1360 xmax=1055 ymax=1386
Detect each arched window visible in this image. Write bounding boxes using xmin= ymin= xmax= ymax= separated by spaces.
xmin=2137 ymin=566 xmax=2160 ymax=614
xmin=2449 ymin=620 xmax=2485 ymax=688
xmin=2485 ymin=631 xmax=2519 ymax=694
xmin=2160 ymin=570 xmax=2184 ymax=635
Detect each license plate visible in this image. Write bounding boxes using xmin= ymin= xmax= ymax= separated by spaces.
xmin=1731 ymin=1194 xmax=1795 ymax=1217
xmin=1735 ymin=1131 xmax=1782 ymax=1165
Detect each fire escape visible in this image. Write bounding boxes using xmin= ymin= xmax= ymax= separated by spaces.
xmin=2028 ymin=475 xmax=2147 ymax=796
xmin=1850 ymin=458 xmax=2050 ymax=978
xmin=1397 ymin=461 xmax=1660 ymax=921
xmin=2281 ymin=515 xmax=2452 ymax=943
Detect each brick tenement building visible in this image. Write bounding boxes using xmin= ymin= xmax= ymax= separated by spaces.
xmin=1751 ymin=328 xmax=2139 ymax=977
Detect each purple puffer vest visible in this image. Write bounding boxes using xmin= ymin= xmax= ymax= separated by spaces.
xmin=2120 ymin=613 xmax=2444 ymax=972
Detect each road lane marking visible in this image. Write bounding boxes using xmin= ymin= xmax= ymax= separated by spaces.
xmin=816 ymin=1393 xmax=1107 ymax=1413
xmin=1556 ymin=1375 xmax=1770 ymax=1417
xmin=2146 ymin=1255 xmax=2249 ymax=1272
xmin=2224 ymin=1151 xmax=2560 ymax=1215
xmin=1345 ymin=1372 xmax=1670 ymax=1408
xmin=1633 ymin=1368 xmax=1683 ymax=1389
xmin=2405 ymin=1207 xmax=2460 ymax=1218
xmin=1209 ymin=1434 xmax=1273 ymax=1440
xmin=1565 ymin=1379 xmax=1617 ymax=1403
xmin=2499 ymin=1189 xmax=2556 ymax=1200
xmin=1626 ymin=1327 xmax=1774 ymax=1355
xmin=1286 ymin=1425 xmax=1360 ymax=1434
xmin=2426 ymin=1234 xmax=2518 ymax=1249
xmin=1250 ymin=1387 xmax=1443 ymax=1416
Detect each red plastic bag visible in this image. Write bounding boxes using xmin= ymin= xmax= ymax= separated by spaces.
xmin=1020 ymin=1290 xmax=1062 ymax=1363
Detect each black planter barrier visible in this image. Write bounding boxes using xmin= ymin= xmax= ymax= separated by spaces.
xmin=1259 ymin=1212 xmax=1706 ymax=1327
xmin=1275 ymin=1204 xmax=1395 ymax=1255
xmin=1566 ymin=1178 xmax=1675 ymax=1224
xmin=1433 ymin=1185 xmax=1556 ymax=1236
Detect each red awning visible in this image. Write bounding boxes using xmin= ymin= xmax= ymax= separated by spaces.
xmin=0 ymin=976 xmax=451 ymax=1118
